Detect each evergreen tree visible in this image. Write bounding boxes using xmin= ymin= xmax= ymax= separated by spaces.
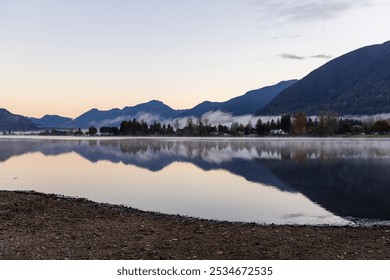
xmin=88 ymin=126 xmax=98 ymax=136
xmin=280 ymin=115 xmax=291 ymax=133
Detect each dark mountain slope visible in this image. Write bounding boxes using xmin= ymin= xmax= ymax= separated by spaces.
xmin=30 ymin=115 xmax=72 ymax=128
xmin=180 ymin=80 xmax=297 ymax=117
xmin=0 ymin=109 xmax=39 ymax=131
xmin=70 ymin=108 xmax=122 ymax=128
xmin=68 ymin=100 xmax=181 ymax=128
xmin=259 ymin=41 xmax=390 ymax=115
xmin=122 ymin=100 xmax=182 ymax=119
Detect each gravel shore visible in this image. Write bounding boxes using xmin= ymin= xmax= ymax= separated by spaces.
xmin=1 ymin=190 xmax=389 ymax=260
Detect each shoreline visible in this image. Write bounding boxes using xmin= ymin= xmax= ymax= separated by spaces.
xmin=1 ymin=190 xmax=390 ymax=260
xmin=1 ymin=134 xmax=390 ymax=142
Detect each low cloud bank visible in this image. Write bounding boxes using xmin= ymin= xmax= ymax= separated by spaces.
xmin=90 ymin=112 xmax=164 ymax=128
xmin=90 ymin=110 xmax=281 ymax=130
xmin=342 ymin=113 xmax=390 ymax=121
xmin=87 ymin=111 xmax=390 ymax=130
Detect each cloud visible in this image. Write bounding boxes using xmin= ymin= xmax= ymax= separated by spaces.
xmin=90 ymin=115 xmax=133 ymax=127
xmin=248 ymin=0 xmax=372 ymax=23
xmin=280 ymin=53 xmax=332 ymax=60
xmin=93 ymin=110 xmax=281 ymax=130
xmin=280 ymin=53 xmax=305 ymax=60
xmin=90 ymin=112 xmax=163 ymax=128
xmin=194 ymin=110 xmax=279 ymax=128
xmin=310 ymin=54 xmax=333 ymax=59
xmin=272 ymin=33 xmax=300 ymax=40
xmin=342 ymin=113 xmax=390 ymax=122
xmin=92 ymin=109 xmax=303 ymax=133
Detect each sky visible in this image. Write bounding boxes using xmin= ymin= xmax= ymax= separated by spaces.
xmin=1 ymin=0 xmax=390 ymax=118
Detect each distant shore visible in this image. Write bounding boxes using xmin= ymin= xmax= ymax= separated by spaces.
xmin=1 ymin=190 xmax=389 ymax=260
xmin=1 ymin=134 xmax=390 ymax=140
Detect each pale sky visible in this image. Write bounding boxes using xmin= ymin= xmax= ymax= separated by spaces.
xmin=1 ymin=0 xmax=390 ymax=118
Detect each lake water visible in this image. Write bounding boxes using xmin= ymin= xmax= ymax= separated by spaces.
xmin=1 ymin=136 xmax=390 ymax=225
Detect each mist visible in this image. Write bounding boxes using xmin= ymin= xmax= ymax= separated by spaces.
xmin=87 ymin=110 xmax=390 ymax=130
xmin=89 ymin=110 xmax=282 ymax=130
xmin=159 ymin=111 xmax=281 ymax=130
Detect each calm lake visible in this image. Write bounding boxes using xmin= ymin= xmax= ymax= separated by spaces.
xmin=1 ymin=136 xmax=390 ymax=226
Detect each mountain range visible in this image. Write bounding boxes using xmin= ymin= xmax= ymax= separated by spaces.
xmin=3 ymin=40 xmax=390 ymax=130
xmin=176 ymin=80 xmax=297 ymax=117
xmin=29 ymin=115 xmax=73 ymax=129
xmin=259 ymin=40 xmax=390 ymax=115
xmin=27 ymin=80 xmax=296 ymax=129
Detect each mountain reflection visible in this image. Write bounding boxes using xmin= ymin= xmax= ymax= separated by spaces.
xmin=1 ymin=137 xmax=390 ymax=221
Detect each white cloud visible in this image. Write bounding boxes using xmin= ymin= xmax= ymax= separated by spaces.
xmin=248 ymin=0 xmax=372 ymax=23
xmin=171 ymin=111 xmax=280 ymax=128
xmin=91 ymin=110 xmax=282 ymax=130
xmin=279 ymin=53 xmax=332 ymax=60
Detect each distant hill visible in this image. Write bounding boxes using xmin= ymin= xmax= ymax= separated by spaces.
xmin=0 ymin=109 xmax=39 ymax=131
xmin=69 ymin=100 xmax=182 ymax=128
xmin=122 ymin=100 xmax=182 ymax=119
xmin=179 ymin=80 xmax=297 ymax=117
xmin=69 ymin=108 xmax=122 ymax=128
xmin=29 ymin=100 xmax=190 ymax=129
xmin=259 ymin=41 xmax=390 ymax=115
xmin=30 ymin=115 xmax=72 ymax=128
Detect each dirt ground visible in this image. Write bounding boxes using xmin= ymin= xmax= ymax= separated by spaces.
xmin=1 ymin=190 xmax=389 ymax=260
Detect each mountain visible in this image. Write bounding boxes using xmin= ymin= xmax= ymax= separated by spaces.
xmin=29 ymin=115 xmax=72 ymax=128
xmin=69 ymin=100 xmax=182 ymax=128
xmin=69 ymin=108 xmax=122 ymax=128
xmin=122 ymin=100 xmax=182 ymax=119
xmin=179 ymin=80 xmax=297 ymax=117
xmin=27 ymin=80 xmax=296 ymax=129
xmin=0 ymin=109 xmax=39 ymax=131
xmin=259 ymin=41 xmax=390 ymax=115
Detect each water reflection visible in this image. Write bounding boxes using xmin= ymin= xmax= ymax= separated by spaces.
xmin=1 ymin=136 xmax=390 ymax=224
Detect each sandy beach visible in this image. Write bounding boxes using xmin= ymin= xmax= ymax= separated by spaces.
xmin=1 ymin=190 xmax=389 ymax=260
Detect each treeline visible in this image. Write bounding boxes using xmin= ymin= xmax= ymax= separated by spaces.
xmin=288 ymin=112 xmax=390 ymax=136
xmin=40 ymin=113 xmax=390 ymax=137
xmin=115 ymin=117 xmax=276 ymax=136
